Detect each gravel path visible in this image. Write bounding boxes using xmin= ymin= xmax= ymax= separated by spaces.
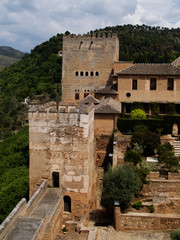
xmin=97 ymin=226 xmax=171 ymax=240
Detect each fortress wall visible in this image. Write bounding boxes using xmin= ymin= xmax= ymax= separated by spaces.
xmin=42 ymin=191 xmax=63 ymax=240
xmin=0 ymin=198 xmax=27 ymax=239
xmin=29 ymin=102 xmax=96 ymax=216
xmin=26 ymin=181 xmax=47 ymax=215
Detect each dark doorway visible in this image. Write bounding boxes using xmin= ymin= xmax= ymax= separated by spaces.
xmin=52 ymin=172 xmax=59 ymax=187
xmin=64 ymin=195 xmax=71 ymax=212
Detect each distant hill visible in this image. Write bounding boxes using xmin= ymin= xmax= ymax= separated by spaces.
xmin=0 ymin=46 xmax=25 ymax=70
xmin=0 ymin=46 xmax=24 ymax=59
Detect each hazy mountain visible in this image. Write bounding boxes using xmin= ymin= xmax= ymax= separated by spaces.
xmin=0 ymin=46 xmax=24 ymax=59
xmin=0 ymin=46 xmax=25 ymax=70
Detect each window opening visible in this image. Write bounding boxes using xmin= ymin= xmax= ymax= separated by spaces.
xmin=95 ymin=71 xmax=99 ymax=77
xmin=75 ymin=71 xmax=79 ymax=76
xmin=150 ymin=78 xmax=156 ymax=90
xmin=132 ymin=79 xmax=137 ymax=90
xmin=168 ymin=78 xmax=174 ymax=90
xmin=90 ymin=71 xmax=94 ymax=77
xmin=85 ymin=71 xmax=89 ymax=76
xmin=64 ymin=195 xmax=71 ymax=212
xmin=75 ymin=93 xmax=79 ymax=100
xmin=80 ymin=71 xmax=84 ymax=76
xmin=89 ymin=41 xmax=93 ymax=50
xmin=84 ymin=90 xmax=89 ymax=98
xmin=52 ymin=172 xmax=59 ymax=187
xmin=79 ymin=41 xmax=83 ymax=49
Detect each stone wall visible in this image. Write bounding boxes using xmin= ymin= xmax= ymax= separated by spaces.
xmin=62 ymin=34 xmax=119 ymax=101
xmin=141 ymin=180 xmax=180 ymax=199
xmin=0 ymin=198 xmax=27 ymax=239
xmin=114 ymin=207 xmax=180 ymax=231
xmin=29 ymin=102 xmax=96 ymax=217
xmin=113 ymin=133 xmax=131 ymax=166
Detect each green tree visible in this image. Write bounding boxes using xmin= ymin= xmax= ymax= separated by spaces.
xmin=124 ymin=149 xmax=142 ymax=166
xmin=101 ymin=165 xmax=142 ymax=210
xmin=130 ymin=108 xmax=147 ymax=119
xmin=171 ymin=230 xmax=180 ymax=240
xmin=158 ymin=143 xmax=179 ymax=169
xmin=131 ymin=125 xmax=160 ymax=156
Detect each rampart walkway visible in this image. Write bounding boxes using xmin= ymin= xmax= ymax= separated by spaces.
xmin=2 ymin=188 xmax=62 ymax=240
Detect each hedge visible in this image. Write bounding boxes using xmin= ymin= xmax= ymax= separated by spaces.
xmin=117 ymin=116 xmax=180 ymax=135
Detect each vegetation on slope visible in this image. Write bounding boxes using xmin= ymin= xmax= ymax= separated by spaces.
xmin=93 ymin=24 xmax=180 ymax=63
xmin=0 ymin=33 xmax=63 ymax=137
xmin=0 ymin=126 xmax=29 ymax=223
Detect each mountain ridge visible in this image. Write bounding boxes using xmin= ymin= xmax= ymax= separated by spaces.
xmin=0 ymin=46 xmax=25 ymax=59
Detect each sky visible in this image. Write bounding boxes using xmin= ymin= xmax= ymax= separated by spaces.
xmin=0 ymin=0 xmax=180 ymax=53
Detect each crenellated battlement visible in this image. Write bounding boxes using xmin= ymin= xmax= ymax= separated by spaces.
xmin=29 ymin=101 xmax=94 ymax=128
xmin=63 ymin=33 xmax=117 ymax=40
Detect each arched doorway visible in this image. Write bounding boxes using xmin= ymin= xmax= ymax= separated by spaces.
xmin=52 ymin=172 xmax=59 ymax=187
xmin=64 ymin=195 xmax=71 ymax=212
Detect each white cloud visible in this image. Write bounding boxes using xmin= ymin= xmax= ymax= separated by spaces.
xmin=0 ymin=0 xmax=180 ymax=52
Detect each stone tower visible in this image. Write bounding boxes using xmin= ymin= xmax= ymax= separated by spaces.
xmin=29 ymin=102 xmax=96 ymax=216
xmin=62 ymin=33 xmax=119 ymax=101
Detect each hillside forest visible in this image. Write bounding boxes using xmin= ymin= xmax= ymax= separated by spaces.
xmin=0 ymin=24 xmax=180 ymax=223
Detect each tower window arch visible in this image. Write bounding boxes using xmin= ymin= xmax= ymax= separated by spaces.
xmin=75 ymin=71 xmax=79 ymax=76
xmin=90 ymin=71 xmax=94 ymax=77
xmin=80 ymin=71 xmax=84 ymax=76
xmin=85 ymin=71 xmax=89 ymax=76
xmin=95 ymin=71 xmax=99 ymax=77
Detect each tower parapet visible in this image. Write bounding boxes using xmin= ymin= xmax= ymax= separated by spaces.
xmin=29 ymin=102 xmax=94 ymax=129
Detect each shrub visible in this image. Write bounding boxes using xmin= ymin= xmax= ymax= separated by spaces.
xmin=136 ymin=167 xmax=150 ymax=185
xmin=130 ymin=108 xmax=147 ymax=119
xmin=171 ymin=230 xmax=180 ymax=240
xmin=158 ymin=143 xmax=179 ymax=169
xmin=132 ymin=201 xmax=143 ymax=210
xmin=168 ymin=169 xmax=179 ymax=173
xmin=101 ymin=165 xmax=142 ymax=211
xmin=124 ymin=149 xmax=142 ymax=166
xmin=148 ymin=205 xmax=155 ymax=213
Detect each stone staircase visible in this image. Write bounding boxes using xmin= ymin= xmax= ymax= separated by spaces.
xmin=172 ymin=140 xmax=180 ymax=157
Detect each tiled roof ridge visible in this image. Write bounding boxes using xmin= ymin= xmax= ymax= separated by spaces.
xmin=86 ymin=93 xmax=100 ymax=102
xmin=117 ymin=63 xmax=135 ymax=73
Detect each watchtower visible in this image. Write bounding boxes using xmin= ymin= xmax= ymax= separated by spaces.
xmin=29 ymin=102 xmax=96 ymax=216
xmin=62 ymin=33 xmax=119 ymax=101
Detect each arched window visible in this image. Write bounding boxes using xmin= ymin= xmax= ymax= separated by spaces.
xmin=52 ymin=172 xmax=59 ymax=187
xmin=75 ymin=71 xmax=79 ymax=76
xmin=85 ymin=71 xmax=89 ymax=76
xmin=64 ymin=195 xmax=71 ymax=212
xmin=80 ymin=71 xmax=84 ymax=76
xmin=75 ymin=90 xmax=79 ymax=100
xmin=95 ymin=71 xmax=99 ymax=77
xmin=90 ymin=71 xmax=94 ymax=77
